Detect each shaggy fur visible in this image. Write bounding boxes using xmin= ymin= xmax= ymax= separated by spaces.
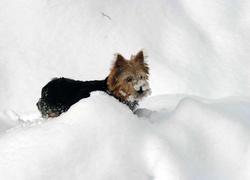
xmin=37 ymin=77 xmax=108 ymax=118
xmin=107 ymin=51 xmax=150 ymax=108
xmin=37 ymin=50 xmax=151 ymax=118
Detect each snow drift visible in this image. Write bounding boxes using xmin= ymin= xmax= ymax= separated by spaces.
xmin=1 ymin=93 xmax=250 ymax=179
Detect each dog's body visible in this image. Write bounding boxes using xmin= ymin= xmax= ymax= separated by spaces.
xmin=37 ymin=77 xmax=108 ymax=118
xmin=37 ymin=50 xmax=151 ymax=118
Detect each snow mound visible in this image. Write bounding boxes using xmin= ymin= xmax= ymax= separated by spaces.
xmin=0 ymin=93 xmax=250 ymax=180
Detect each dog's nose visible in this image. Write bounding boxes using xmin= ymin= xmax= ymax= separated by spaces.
xmin=137 ymin=87 xmax=143 ymax=94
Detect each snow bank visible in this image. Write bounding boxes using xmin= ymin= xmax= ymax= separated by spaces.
xmin=0 ymin=93 xmax=249 ymax=180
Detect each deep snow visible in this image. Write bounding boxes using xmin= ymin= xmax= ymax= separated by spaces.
xmin=1 ymin=0 xmax=250 ymax=179
xmin=1 ymin=93 xmax=250 ymax=179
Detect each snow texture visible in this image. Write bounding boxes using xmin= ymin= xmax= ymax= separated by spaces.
xmin=0 ymin=0 xmax=250 ymax=179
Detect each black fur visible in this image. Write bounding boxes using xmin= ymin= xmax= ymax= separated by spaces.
xmin=37 ymin=77 xmax=108 ymax=118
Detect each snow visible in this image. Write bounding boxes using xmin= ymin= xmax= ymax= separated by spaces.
xmin=0 ymin=0 xmax=250 ymax=179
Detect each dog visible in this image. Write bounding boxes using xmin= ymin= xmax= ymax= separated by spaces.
xmin=37 ymin=50 xmax=151 ymax=118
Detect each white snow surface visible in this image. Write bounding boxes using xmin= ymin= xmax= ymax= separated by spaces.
xmin=1 ymin=0 xmax=250 ymax=179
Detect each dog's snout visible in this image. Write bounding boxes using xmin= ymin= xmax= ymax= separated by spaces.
xmin=137 ymin=87 xmax=143 ymax=94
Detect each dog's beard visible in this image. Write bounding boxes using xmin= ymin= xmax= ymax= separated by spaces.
xmin=120 ymin=80 xmax=151 ymax=103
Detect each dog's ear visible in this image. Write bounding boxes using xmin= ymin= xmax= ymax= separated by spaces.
xmin=134 ymin=50 xmax=149 ymax=74
xmin=114 ymin=54 xmax=126 ymax=68
xmin=134 ymin=50 xmax=144 ymax=63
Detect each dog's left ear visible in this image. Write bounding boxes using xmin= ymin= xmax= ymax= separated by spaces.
xmin=134 ymin=50 xmax=144 ymax=63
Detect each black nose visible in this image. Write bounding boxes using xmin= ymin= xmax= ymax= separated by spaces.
xmin=137 ymin=87 xmax=143 ymax=94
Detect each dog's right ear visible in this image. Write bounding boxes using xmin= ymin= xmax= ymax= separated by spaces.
xmin=114 ymin=54 xmax=126 ymax=68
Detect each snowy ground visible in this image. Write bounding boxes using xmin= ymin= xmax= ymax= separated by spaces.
xmin=1 ymin=93 xmax=250 ymax=179
xmin=0 ymin=0 xmax=250 ymax=179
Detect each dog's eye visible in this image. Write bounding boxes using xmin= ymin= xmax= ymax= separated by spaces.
xmin=126 ymin=77 xmax=133 ymax=82
xmin=139 ymin=76 xmax=144 ymax=80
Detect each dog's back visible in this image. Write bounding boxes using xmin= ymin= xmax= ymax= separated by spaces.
xmin=37 ymin=77 xmax=108 ymax=118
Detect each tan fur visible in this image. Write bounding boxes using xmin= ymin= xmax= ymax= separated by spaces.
xmin=48 ymin=112 xmax=59 ymax=118
xmin=107 ymin=50 xmax=150 ymax=104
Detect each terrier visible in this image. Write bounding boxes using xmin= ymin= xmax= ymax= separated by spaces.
xmin=37 ymin=50 xmax=151 ymax=118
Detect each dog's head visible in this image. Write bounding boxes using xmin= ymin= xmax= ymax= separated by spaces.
xmin=107 ymin=50 xmax=151 ymax=105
